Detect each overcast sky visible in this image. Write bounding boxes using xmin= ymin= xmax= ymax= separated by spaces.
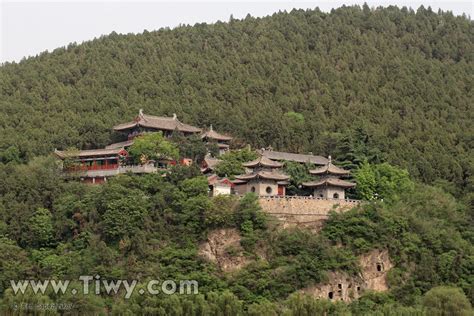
xmin=1 ymin=0 xmax=472 ymax=63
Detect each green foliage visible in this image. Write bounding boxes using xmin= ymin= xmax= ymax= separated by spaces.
xmin=27 ymin=208 xmax=55 ymax=248
xmin=234 ymin=193 xmax=266 ymax=250
xmin=0 ymin=238 xmax=32 ymax=294
xmin=100 ymin=185 xmax=150 ymax=242
xmin=214 ymin=149 xmax=258 ymax=178
xmin=0 ymin=145 xmax=21 ymax=164
xmin=283 ymin=161 xmax=314 ymax=195
xmin=205 ymin=195 xmax=239 ymax=228
xmin=283 ymin=293 xmax=349 ymax=315
xmin=128 ymin=132 xmax=179 ymax=164
xmin=0 ymin=6 xmax=473 ymax=313
xmin=171 ymin=133 xmax=209 ymax=163
xmin=0 ymin=6 xmax=472 ymax=195
xmin=323 ymin=185 xmax=474 ymax=305
xmin=422 ymin=286 xmax=472 ymax=316
xmin=354 ymin=162 xmax=414 ymax=202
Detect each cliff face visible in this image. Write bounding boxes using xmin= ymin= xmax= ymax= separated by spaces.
xmin=302 ymin=249 xmax=393 ymax=302
xmin=198 ymin=228 xmax=250 ymax=272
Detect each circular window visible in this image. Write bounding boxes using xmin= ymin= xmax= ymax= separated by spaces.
xmin=333 ymin=193 xmax=339 ymax=199
xmin=250 ymin=186 xmax=256 ymax=193
xmin=266 ymin=186 xmax=272 ymax=194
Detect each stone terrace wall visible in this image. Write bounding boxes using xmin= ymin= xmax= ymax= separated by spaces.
xmin=258 ymin=196 xmax=360 ymax=228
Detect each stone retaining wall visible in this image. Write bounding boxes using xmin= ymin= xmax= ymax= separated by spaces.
xmin=258 ymin=196 xmax=360 ymax=228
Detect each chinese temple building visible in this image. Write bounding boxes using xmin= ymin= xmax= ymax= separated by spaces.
xmin=201 ymin=154 xmax=222 ymax=174
xmin=113 ymin=109 xmax=202 ymax=139
xmin=302 ymin=156 xmax=355 ymax=200
xmin=201 ymin=125 xmax=233 ymax=155
xmin=207 ymin=174 xmax=234 ymax=196
xmin=233 ymin=156 xmax=289 ymax=196
xmin=54 ymin=148 xmax=128 ymax=184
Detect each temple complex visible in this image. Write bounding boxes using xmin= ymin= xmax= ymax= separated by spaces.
xmin=302 ymin=156 xmax=356 ymax=199
xmin=54 ymin=110 xmax=355 ymax=201
xmin=233 ymin=156 xmax=289 ymax=196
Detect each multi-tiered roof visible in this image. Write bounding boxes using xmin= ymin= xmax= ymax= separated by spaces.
xmin=235 ymin=156 xmax=289 ymax=182
xmin=302 ymin=157 xmax=355 ymax=189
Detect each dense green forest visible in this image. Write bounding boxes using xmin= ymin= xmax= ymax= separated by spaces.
xmin=0 ymin=4 xmax=473 ymax=315
xmin=0 ymin=4 xmax=472 ymax=193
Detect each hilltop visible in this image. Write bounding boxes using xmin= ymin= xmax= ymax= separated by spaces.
xmin=0 ymin=5 xmax=473 ymax=194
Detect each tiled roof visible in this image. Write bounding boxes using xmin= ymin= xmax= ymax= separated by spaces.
xmin=105 ymin=139 xmax=135 ymax=149
xmin=201 ymin=155 xmax=222 ymax=172
xmin=302 ymin=178 xmax=356 ymax=188
xmin=258 ymin=149 xmax=328 ymax=165
xmin=54 ymin=148 xmax=125 ymax=159
xmin=242 ymin=156 xmax=283 ymax=168
xmin=201 ymin=125 xmax=233 ymax=141
xmin=235 ymin=170 xmax=289 ymax=181
xmin=309 ymin=162 xmax=350 ymax=175
xmin=113 ymin=110 xmax=201 ymax=133
xmin=207 ymin=174 xmax=234 ymax=187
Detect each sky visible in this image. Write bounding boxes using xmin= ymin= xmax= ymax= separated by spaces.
xmin=1 ymin=0 xmax=472 ymax=63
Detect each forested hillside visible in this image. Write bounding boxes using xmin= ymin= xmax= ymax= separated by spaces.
xmin=0 ymin=5 xmax=473 ymax=315
xmin=0 ymin=5 xmax=473 ymax=193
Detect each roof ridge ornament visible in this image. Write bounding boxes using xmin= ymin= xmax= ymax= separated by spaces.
xmin=138 ymin=109 xmax=146 ymax=122
xmin=172 ymin=113 xmax=177 ymax=120
xmin=328 ymin=155 xmax=332 ymax=164
xmin=210 ymin=124 xmax=213 ymax=131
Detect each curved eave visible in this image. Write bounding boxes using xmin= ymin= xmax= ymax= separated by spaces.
xmin=302 ymin=179 xmax=356 ymax=188
xmin=235 ymin=172 xmax=289 ymax=181
xmin=113 ymin=121 xmax=138 ymax=131
xmin=242 ymin=156 xmax=283 ymax=168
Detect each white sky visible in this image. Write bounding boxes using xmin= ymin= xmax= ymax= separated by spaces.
xmin=1 ymin=0 xmax=472 ymax=63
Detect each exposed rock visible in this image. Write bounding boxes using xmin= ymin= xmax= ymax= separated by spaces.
xmin=302 ymin=249 xmax=393 ymax=302
xmin=359 ymin=248 xmax=393 ymax=292
xmin=303 ymin=271 xmax=365 ymax=302
xmin=199 ymin=228 xmax=249 ymax=272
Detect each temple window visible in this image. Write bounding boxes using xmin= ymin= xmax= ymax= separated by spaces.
xmin=266 ymin=186 xmax=272 ymax=194
xmin=333 ymin=193 xmax=339 ymax=199
xmin=251 ymin=186 xmax=256 ymax=193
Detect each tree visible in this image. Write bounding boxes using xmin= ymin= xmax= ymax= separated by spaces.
xmin=171 ymin=133 xmax=210 ymax=163
xmin=128 ymin=132 xmax=179 ymax=164
xmin=214 ymin=149 xmax=258 ymax=178
xmin=27 ymin=208 xmax=54 ymax=248
xmin=0 ymin=145 xmax=21 ymax=164
xmin=101 ymin=189 xmax=150 ymax=242
xmin=422 ymin=286 xmax=472 ymax=316
xmin=354 ymin=161 xmax=414 ymax=202
xmin=283 ymin=161 xmax=314 ymax=195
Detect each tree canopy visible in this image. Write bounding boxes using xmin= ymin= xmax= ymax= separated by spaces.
xmin=0 ymin=5 xmax=472 ymax=195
